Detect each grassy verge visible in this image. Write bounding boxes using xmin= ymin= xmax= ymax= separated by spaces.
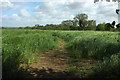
xmin=57 ymin=30 xmax=120 ymax=78
xmin=2 ymin=29 xmax=59 ymax=78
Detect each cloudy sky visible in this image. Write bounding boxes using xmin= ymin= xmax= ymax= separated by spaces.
xmin=0 ymin=0 xmax=118 ymax=27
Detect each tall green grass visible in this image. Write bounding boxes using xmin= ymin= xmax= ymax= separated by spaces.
xmin=57 ymin=30 xmax=120 ymax=78
xmin=58 ymin=31 xmax=120 ymax=60
xmin=2 ymin=29 xmax=58 ymax=77
xmin=89 ymin=52 xmax=120 ymax=78
xmin=2 ymin=29 xmax=120 ymax=78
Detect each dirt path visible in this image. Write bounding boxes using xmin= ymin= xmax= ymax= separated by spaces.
xmin=20 ymin=40 xmax=77 ymax=78
xmin=19 ymin=40 xmax=101 ymax=78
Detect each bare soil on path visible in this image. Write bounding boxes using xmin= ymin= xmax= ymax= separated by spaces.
xmin=19 ymin=40 xmax=100 ymax=78
xmin=20 ymin=40 xmax=76 ymax=78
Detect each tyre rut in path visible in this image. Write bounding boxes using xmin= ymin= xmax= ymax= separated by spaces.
xmin=20 ymin=40 xmax=101 ymax=78
xmin=20 ymin=40 xmax=75 ymax=78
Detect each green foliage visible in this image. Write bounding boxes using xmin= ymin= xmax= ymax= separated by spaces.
xmin=74 ymin=14 xmax=88 ymax=29
xmin=2 ymin=29 xmax=120 ymax=78
xmin=24 ymin=26 xmax=31 ymax=29
xmin=57 ymin=30 xmax=120 ymax=78
xmin=87 ymin=20 xmax=96 ymax=30
xmin=2 ymin=29 xmax=58 ymax=77
xmin=96 ymin=23 xmax=106 ymax=31
xmin=90 ymin=52 xmax=120 ymax=78
xmin=104 ymin=23 xmax=111 ymax=31
xmin=58 ymin=31 xmax=119 ymax=60
xmin=65 ymin=65 xmax=79 ymax=73
xmin=61 ymin=20 xmax=74 ymax=27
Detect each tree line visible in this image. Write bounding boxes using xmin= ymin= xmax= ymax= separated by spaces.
xmin=3 ymin=13 xmax=120 ymax=31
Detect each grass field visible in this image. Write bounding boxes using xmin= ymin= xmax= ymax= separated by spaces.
xmin=2 ymin=29 xmax=120 ymax=78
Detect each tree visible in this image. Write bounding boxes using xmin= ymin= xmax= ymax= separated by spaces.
xmin=18 ymin=27 xmax=23 ymax=29
xmin=73 ymin=14 xmax=88 ymax=29
xmin=105 ymin=23 xmax=112 ymax=31
xmin=2 ymin=27 xmax=6 ymax=29
xmin=61 ymin=20 xmax=74 ymax=27
xmin=35 ymin=24 xmax=40 ymax=27
xmin=96 ymin=23 xmax=106 ymax=31
xmin=87 ymin=20 xmax=96 ymax=30
xmin=24 ymin=26 xmax=31 ymax=29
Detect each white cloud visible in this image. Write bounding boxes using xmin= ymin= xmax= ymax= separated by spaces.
xmin=1 ymin=0 xmax=43 ymax=2
xmin=34 ymin=1 xmax=75 ymax=24
xmin=1 ymin=0 xmax=11 ymax=3
xmin=0 ymin=1 xmax=25 ymax=10
xmin=0 ymin=2 xmax=14 ymax=9
xmin=19 ymin=9 xmax=31 ymax=17
xmin=11 ymin=14 xmax=21 ymax=20
xmin=1 ymin=1 xmax=119 ymax=27
xmin=94 ymin=2 xmax=118 ymax=24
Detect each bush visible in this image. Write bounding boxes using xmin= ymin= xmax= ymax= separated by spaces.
xmin=96 ymin=23 xmax=105 ymax=31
